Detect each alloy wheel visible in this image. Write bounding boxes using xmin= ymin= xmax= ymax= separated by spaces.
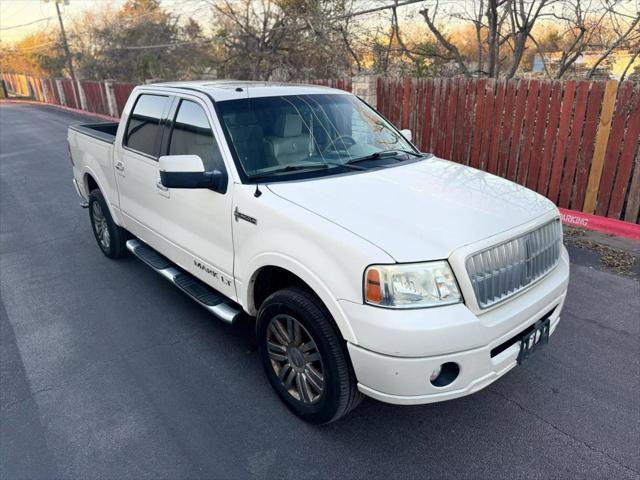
xmin=266 ymin=314 xmax=325 ymax=404
xmin=92 ymin=201 xmax=111 ymax=250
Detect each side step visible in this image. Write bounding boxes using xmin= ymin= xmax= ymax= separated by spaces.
xmin=126 ymin=239 xmax=241 ymax=324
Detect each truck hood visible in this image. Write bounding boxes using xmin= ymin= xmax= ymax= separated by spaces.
xmin=267 ymin=157 xmax=557 ymax=262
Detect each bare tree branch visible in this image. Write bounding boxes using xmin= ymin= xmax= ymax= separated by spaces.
xmin=586 ymin=13 xmax=640 ymax=78
xmin=620 ymin=47 xmax=639 ymax=81
xmin=420 ymin=5 xmax=472 ymax=76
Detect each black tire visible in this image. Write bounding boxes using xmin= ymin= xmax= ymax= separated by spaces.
xmin=88 ymin=189 xmax=127 ymax=259
xmin=257 ymin=287 xmax=363 ymax=424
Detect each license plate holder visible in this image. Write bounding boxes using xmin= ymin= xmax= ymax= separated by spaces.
xmin=517 ymin=318 xmax=550 ymax=364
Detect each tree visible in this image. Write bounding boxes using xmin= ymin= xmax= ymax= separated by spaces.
xmin=416 ymin=0 xmax=639 ymax=80
xmin=69 ymin=0 xmax=215 ymax=82
xmin=208 ymin=0 xmax=357 ymax=80
xmin=420 ymin=0 xmax=550 ymax=79
xmin=534 ymin=0 xmax=640 ymax=79
xmin=0 ymin=31 xmax=67 ymax=77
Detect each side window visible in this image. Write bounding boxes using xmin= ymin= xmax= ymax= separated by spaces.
xmin=124 ymin=94 xmax=167 ymax=156
xmin=169 ymin=100 xmax=224 ymax=171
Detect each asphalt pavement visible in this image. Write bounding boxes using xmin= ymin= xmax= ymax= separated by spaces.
xmin=1 ymin=102 xmax=639 ymax=479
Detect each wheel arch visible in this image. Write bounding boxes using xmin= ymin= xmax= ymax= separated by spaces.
xmin=84 ymin=172 xmax=99 ymax=195
xmin=82 ymin=167 xmax=124 ymax=227
xmin=243 ymin=257 xmax=357 ymax=344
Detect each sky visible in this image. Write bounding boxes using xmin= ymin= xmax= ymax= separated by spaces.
xmin=3 ymin=0 xmax=638 ymax=47
xmin=0 ymin=0 xmax=416 ymax=44
xmin=0 ymin=0 xmax=206 ymax=44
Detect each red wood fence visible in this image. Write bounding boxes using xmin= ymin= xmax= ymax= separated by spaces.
xmin=111 ymin=82 xmax=135 ymax=116
xmin=81 ymin=80 xmax=110 ymax=116
xmin=307 ymin=78 xmax=353 ymax=92
xmin=377 ymin=77 xmax=640 ymax=223
xmin=1 ymin=73 xmax=135 ymax=117
xmin=2 ymin=72 xmax=637 ymax=223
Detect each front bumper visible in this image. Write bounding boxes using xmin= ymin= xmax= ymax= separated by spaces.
xmin=342 ymin=246 xmax=570 ymax=405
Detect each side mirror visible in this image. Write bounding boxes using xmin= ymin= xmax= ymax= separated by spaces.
xmin=400 ymin=129 xmax=412 ymax=142
xmin=159 ymin=155 xmax=227 ymax=193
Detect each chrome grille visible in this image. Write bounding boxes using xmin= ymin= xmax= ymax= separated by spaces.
xmin=466 ymin=219 xmax=562 ymax=309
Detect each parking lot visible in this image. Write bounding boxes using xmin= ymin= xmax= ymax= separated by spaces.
xmin=1 ymin=102 xmax=639 ymax=479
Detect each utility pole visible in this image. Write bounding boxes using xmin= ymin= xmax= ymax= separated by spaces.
xmin=49 ymin=0 xmax=77 ymax=83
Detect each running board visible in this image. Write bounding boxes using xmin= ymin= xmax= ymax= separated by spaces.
xmin=126 ymin=239 xmax=241 ymax=324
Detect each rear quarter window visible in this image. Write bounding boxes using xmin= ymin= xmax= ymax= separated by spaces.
xmin=124 ymin=94 xmax=168 ymax=156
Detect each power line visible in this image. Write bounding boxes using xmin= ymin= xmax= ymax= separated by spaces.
xmin=334 ymin=0 xmax=426 ymax=20
xmin=118 ymin=38 xmax=215 ymax=50
xmin=0 ymin=17 xmax=53 ymax=31
xmin=3 ymin=40 xmax=58 ymax=53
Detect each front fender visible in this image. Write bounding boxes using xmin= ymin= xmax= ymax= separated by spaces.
xmin=232 ymin=184 xmax=394 ymax=345
xmin=239 ymin=252 xmax=358 ymax=343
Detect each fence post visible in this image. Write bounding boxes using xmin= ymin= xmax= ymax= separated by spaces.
xmin=624 ymin=152 xmax=640 ymax=223
xmin=352 ymin=75 xmax=378 ymax=108
xmin=103 ymin=81 xmax=118 ymax=118
xmin=40 ymin=79 xmax=47 ymax=102
xmin=55 ymin=78 xmax=67 ymax=106
xmin=76 ymin=80 xmax=87 ymax=111
xmin=583 ymin=79 xmax=618 ymax=214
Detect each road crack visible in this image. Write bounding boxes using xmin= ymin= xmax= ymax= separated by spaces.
xmin=488 ymin=388 xmax=639 ymax=476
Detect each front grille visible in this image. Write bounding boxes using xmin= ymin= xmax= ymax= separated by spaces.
xmin=466 ymin=219 xmax=562 ymax=309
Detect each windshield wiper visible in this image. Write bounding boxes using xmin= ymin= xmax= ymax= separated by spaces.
xmin=247 ymin=160 xmax=366 ymax=181
xmin=346 ymin=149 xmax=423 ymax=165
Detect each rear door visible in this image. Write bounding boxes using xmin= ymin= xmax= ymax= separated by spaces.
xmin=115 ymin=92 xmax=172 ymax=237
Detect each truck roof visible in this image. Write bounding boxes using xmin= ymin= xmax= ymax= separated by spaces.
xmin=150 ymin=80 xmax=348 ymax=102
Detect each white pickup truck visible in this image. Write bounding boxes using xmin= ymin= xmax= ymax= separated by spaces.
xmin=68 ymin=81 xmax=569 ymax=423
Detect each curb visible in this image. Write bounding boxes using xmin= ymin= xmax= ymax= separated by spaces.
xmin=559 ymin=208 xmax=640 ymax=240
xmin=1 ymin=98 xmax=118 ymax=122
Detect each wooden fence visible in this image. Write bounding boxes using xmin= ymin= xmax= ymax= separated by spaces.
xmin=1 ymin=73 xmax=135 ymax=118
xmin=307 ymin=78 xmax=353 ymax=92
xmin=377 ymin=77 xmax=640 ymax=223
xmin=2 ymin=72 xmax=637 ymax=223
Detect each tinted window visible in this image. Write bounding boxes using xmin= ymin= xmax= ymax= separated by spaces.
xmin=125 ymin=94 xmax=167 ymax=156
xmin=169 ymin=100 xmax=224 ymax=171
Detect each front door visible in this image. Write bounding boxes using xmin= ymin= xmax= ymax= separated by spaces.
xmin=151 ymin=96 xmax=235 ymax=298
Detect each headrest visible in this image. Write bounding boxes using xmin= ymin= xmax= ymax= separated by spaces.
xmin=225 ymin=110 xmax=258 ymax=126
xmin=274 ymin=113 xmax=303 ymax=138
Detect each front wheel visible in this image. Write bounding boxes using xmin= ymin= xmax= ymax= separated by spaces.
xmin=257 ymin=287 xmax=363 ymax=424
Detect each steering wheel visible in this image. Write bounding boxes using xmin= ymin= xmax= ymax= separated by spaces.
xmin=322 ymin=135 xmax=356 ymax=155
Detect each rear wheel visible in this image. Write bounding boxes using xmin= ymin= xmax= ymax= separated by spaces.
xmin=88 ymin=189 xmax=127 ymax=259
xmin=257 ymin=287 xmax=363 ymax=424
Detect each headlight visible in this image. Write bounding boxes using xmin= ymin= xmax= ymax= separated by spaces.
xmin=364 ymin=261 xmax=461 ymax=308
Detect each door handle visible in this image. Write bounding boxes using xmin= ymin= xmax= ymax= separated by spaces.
xmin=156 ymin=181 xmax=168 ymax=191
xmin=115 ymin=162 xmax=124 ymax=172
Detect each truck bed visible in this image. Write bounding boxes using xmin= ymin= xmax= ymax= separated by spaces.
xmin=69 ymin=122 xmax=119 ymax=144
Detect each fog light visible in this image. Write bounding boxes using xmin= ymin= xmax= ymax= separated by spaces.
xmin=429 ymin=362 xmax=460 ymax=387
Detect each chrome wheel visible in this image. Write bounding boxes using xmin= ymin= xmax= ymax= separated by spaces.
xmin=267 ymin=314 xmax=325 ymax=404
xmin=92 ymin=201 xmax=111 ymax=250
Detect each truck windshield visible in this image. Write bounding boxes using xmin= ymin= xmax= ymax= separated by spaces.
xmin=216 ymin=93 xmax=419 ymax=181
